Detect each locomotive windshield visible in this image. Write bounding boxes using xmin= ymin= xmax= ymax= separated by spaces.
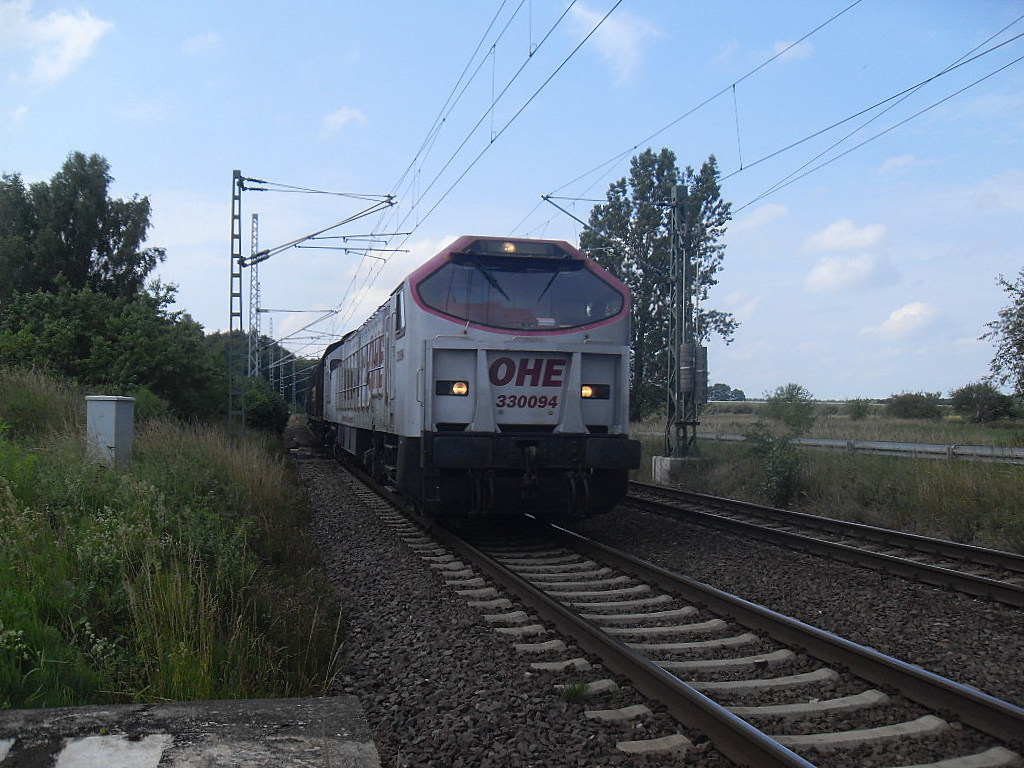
xmin=416 ymin=254 xmax=624 ymax=331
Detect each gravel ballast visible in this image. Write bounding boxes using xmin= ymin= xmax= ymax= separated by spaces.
xmin=298 ymin=457 xmax=733 ymax=767
xmin=572 ymin=504 xmax=1024 ymax=710
xmin=294 ymin=443 xmax=1023 ymax=765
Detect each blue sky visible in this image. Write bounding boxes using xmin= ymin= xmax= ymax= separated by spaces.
xmin=2 ymin=0 xmax=1022 ymax=400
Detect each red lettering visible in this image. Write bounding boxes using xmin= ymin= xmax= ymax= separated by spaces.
xmin=489 ymin=357 xmax=515 ymax=386
xmin=542 ymin=359 xmax=566 ymax=387
xmin=515 ymin=357 xmax=543 ymax=386
xmin=490 ymin=357 xmax=568 ymax=387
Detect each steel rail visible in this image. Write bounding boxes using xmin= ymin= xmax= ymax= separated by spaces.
xmin=547 ymin=519 xmax=1024 ymax=745
xmin=632 ymin=481 xmax=1024 ymax=574
xmin=628 ymin=483 xmax=1024 ymax=608
xmin=419 ymin=514 xmax=816 ymax=768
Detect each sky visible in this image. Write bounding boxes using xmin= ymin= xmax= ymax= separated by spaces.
xmin=2 ymin=0 xmax=1022 ymax=400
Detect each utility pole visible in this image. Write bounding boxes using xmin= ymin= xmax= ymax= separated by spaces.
xmin=248 ymin=213 xmax=261 ymax=377
xmin=665 ymin=184 xmax=707 ymax=459
xmin=228 ymin=170 xmax=246 ymax=434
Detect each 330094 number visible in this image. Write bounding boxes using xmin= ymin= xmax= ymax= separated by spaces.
xmin=495 ymin=394 xmax=559 ymax=409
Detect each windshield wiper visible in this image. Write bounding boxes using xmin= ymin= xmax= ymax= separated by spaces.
xmin=472 ymin=263 xmax=512 ymax=303
xmin=535 ymin=270 xmax=559 ymax=303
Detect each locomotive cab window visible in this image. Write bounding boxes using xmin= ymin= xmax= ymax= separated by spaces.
xmin=416 ymin=254 xmax=623 ymax=331
xmin=393 ymin=289 xmax=406 ymax=338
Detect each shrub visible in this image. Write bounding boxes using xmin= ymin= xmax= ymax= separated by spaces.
xmin=949 ymin=382 xmax=1016 ymax=423
xmin=763 ymin=383 xmax=816 ymax=435
xmin=244 ymin=377 xmax=290 ymax=434
xmin=745 ymin=422 xmax=802 ymax=507
xmin=846 ymin=398 xmax=871 ymax=420
xmin=886 ymin=391 xmax=942 ymax=419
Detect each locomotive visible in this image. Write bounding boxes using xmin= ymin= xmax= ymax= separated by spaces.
xmin=307 ymin=235 xmax=641 ymax=516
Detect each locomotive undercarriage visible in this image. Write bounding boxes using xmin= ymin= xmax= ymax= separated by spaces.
xmin=414 ymin=430 xmax=638 ymax=517
xmin=323 ymin=423 xmax=639 ymax=517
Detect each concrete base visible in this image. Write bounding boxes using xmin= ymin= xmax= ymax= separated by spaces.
xmin=652 ymin=455 xmax=707 ymax=486
xmin=0 ymin=697 xmax=380 ymax=768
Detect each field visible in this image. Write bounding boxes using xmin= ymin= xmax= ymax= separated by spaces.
xmin=696 ymin=403 xmax=1024 ymax=447
xmin=632 ymin=403 xmax=1024 ymax=553
xmin=0 ymin=367 xmax=341 ymax=709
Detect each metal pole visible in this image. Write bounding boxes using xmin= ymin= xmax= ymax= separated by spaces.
xmin=248 ymin=213 xmax=260 ymax=377
xmin=669 ymin=184 xmax=700 ymax=458
xmin=228 ymin=170 xmax=246 ymax=434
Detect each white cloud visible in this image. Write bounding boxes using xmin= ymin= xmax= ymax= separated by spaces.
xmin=569 ymin=3 xmax=658 ymax=83
xmin=724 ymin=291 xmax=761 ymax=321
xmin=804 ymin=219 xmax=887 ymax=251
xmin=804 ymin=254 xmax=882 ymax=294
xmin=321 ymin=106 xmax=366 ymax=136
xmin=970 ymin=169 xmax=1024 ymax=214
xmin=732 ymin=203 xmax=786 ymax=234
xmin=712 ymin=39 xmax=739 ymax=68
xmin=11 ymin=104 xmax=28 ymax=121
xmin=183 ymin=31 xmax=221 ymax=55
xmin=862 ymin=302 xmax=937 ymax=339
xmin=772 ymin=39 xmax=814 ymax=62
xmin=878 ymin=154 xmax=931 ymax=174
xmin=0 ymin=0 xmax=112 ymax=84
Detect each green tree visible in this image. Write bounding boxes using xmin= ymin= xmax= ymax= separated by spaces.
xmin=0 ymin=282 xmax=220 ymax=418
xmin=950 ymin=382 xmax=1016 ymax=423
xmin=0 ymin=152 xmax=164 ymax=303
xmin=763 ymin=383 xmax=816 ymax=435
xmin=982 ymin=270 xmax=1024 ymax=396
xmin=708 ymin=382 xmax=746 ymax=401
xmin=580 ymin=149 xmax=737 ymax=421
xmin=845 ymin=398 xmax=871 ymax=421
xmin=886 ymin=391 xmax=942 ymax=420
xmin=745 ymin=422 xmax=801 ymax=507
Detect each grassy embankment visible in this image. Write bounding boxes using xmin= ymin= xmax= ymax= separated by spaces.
xmin=633 ymin=403 xmax=1024 ymax=552
xmin=0 ymin=367 xmax=341 ymax=709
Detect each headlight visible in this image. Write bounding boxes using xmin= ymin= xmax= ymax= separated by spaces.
xmin=436 ymin=380 xmax=470 ymax=396
xmin=581 ymin=384 xmax=610 ymax=399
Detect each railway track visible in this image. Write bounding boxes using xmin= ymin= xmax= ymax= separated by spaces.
xmin=310 ymin=438 xmax=1023 ymax=765
xmin=627 ymin=481 xmax=1024 ymax=608
xmin=450 ymin=520 xmax=1024 ymax=767
xmin=350 ymin=474 xmax=1024 ymax=766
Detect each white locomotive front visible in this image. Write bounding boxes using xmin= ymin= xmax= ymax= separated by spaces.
xmin=309 ymin=235 xmax=640 ymax=516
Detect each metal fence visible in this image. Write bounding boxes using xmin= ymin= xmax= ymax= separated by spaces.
xmin=696 ymin=433 xmax=1024 ymax=465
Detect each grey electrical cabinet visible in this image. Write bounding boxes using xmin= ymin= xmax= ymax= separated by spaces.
xmin=85 ymin=395 xmax=135 ymax=467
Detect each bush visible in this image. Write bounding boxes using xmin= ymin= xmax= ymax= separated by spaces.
xmin=846 ymin=398 xmax=871 ymax=420
xmin=745 ymin=422 xmax=802 ymax=507
xmin=244 ymin=377 xmax=290 ymax=434
xmin=763 ymin=383 xmax=816 ymax=435
xmin=949 ymin=382 xmax=1016 ymax=423
xmin=886 ymin=391 xmax=942 ymax=420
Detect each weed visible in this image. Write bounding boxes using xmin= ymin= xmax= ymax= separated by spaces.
xmin=559 ymin=678 xmax=589 ymax=704
xmin=0 ymin=368 xmax=344 ymax=708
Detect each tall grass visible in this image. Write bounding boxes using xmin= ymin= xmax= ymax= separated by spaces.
xmin=634 ymin=427 xmax=1024 ymax=553
xmin=689 ymin=405 xmax=1024 ymax=448
xmin=0 ymin=366 xmax=342 ymax=709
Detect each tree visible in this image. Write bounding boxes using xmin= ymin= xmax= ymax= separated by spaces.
xmin=0 ymin=282 xmax=221 ymax=418
xmin=763 ymin=383 xmax=816 ymax=435
xmin=950 ymin=382 xmax=1016 ymax=423
xmin=886 ymin=391 xmax=942 ymax=420
xmin=845 ymin=398 xmax=871 ymax=421
xmin=708 ymin=382 xmax=746 ymax=401
xmin=982 ymin=270 xmax=1024 ymax=396
xmin=580 ymin=149 xmax=737 ymax=421
xmin=0 ymin=152 xmax=164 ymax=304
